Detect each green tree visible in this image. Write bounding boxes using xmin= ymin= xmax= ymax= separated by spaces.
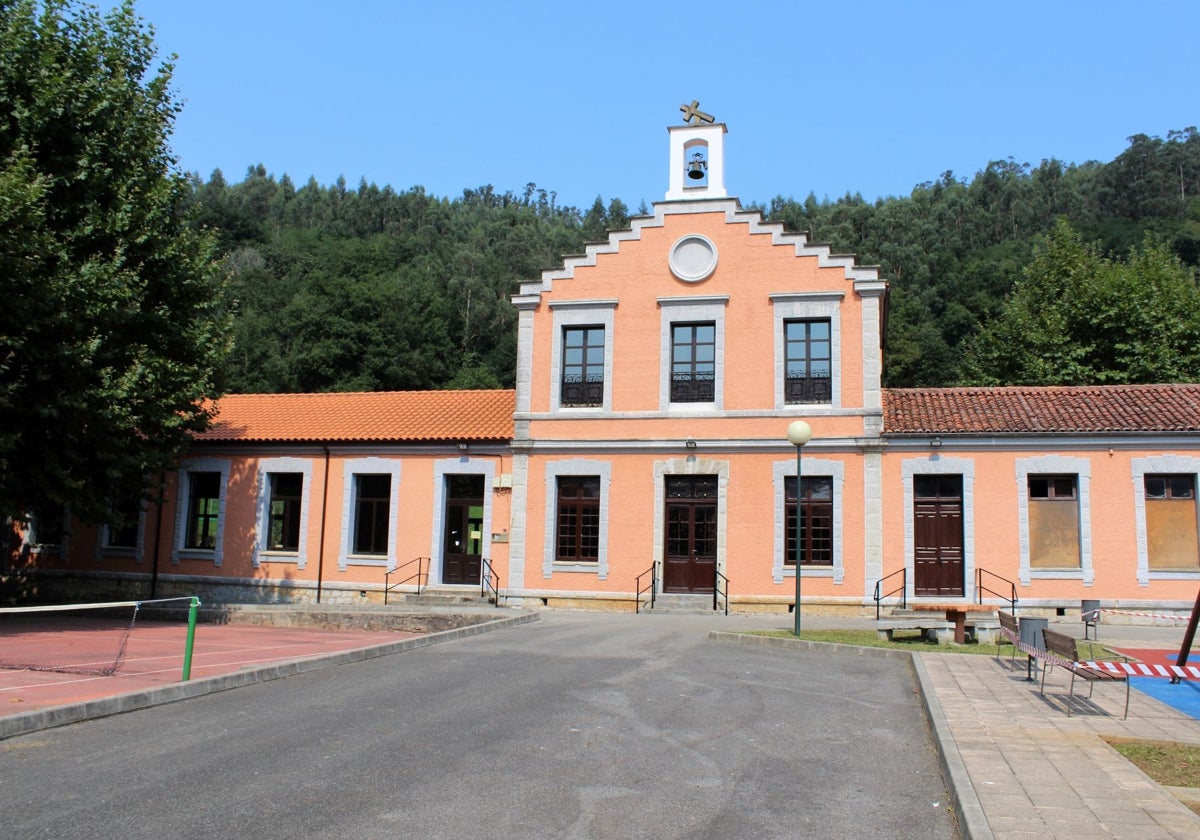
xmin=0 ymin=0 xmax=229 ymax=525
xmin=961 ymin=219 xmax=1200 ymax=385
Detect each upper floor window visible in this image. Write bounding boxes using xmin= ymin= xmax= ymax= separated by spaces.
xmin=671 ymin=322 xmax=715 ymax=403
xmin=784 ymin=319 xmax=831 ymax=404
xmin=771 ymin=293 xmax=842 ymax=410
xmin=561 ymin=326 xmax=605 ymax=407
xmin=549 ymin=299 xmax=617 ymax=412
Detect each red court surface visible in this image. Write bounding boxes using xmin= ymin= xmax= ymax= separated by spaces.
xmin=0 ymin=621 xmax=416 ymax=716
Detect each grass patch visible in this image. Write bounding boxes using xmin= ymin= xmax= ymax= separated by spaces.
xmin=1107 ymin=738 xmax=1200 ymax=789
xmin=749 ymin=628 xmax=1122 ymax=658
xmin=751 ymin=628 xmax=998 ymax=654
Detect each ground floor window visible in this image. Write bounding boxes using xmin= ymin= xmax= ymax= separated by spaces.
xmin=353 ymin=474 xmax=392 ymax=556
xmin=1027 ymin=475 xmax=1080 ymax=569
xmin=784 ymin=476 xmax=833 ymax=566
xmin=556 ymin=476 xmax=600 ymax=564
xmin=267 ymin=473 xmax=303 ymax=552
xmin=186 ymin=472 xmax=222 ymax=550
xmin=1145 ymin=473 xmax=1198 ymax=570
xmin=101 ymin=489 xmax=143 ymax=554
xmin=543 ymin=460 xmax=611 ymax=579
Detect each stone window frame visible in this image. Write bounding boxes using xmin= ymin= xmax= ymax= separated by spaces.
xmin=254 ymin=457 xmax=314 ymax=570
xmin=542 ymin=459 xmax=611 ymax=579
xmin=549 ymin=300 xmax=616 ymax=413
xmin=1015 ymin=456 xmax=1093 ymax=585
xmin=772 ymin=458 xmax=845 ymax=584
xmin=1132 ymin=455 xmax=1200 ymax=585
xmin=338 ymin=457 xmax=402 ymax=571
xmin=172 ymin=457 xmax=231 ymax=566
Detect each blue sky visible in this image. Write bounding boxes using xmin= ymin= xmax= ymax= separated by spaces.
xmin=135 ymin=0 xmax=1199 ymax=212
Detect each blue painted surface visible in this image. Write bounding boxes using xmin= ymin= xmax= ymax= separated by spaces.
xmin=1131 ymin=677 xmax=1200 ymax=720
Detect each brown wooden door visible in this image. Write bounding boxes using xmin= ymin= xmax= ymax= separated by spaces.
xmin=442 ymin=475 xmax=484 ymax=585
xmin=663 ymin=475 xmax=717 ymax=593
xmin=913 ymin=474 xmax=964 ymax=597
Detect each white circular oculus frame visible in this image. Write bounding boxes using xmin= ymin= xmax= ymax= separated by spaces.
xmin=668 ymin=234 xmax=718 ymax=283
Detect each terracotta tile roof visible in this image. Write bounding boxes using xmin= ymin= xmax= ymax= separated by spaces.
xmin=883 ymin=384 xmax=1200 ymax=435
xmin=196 ymin=390 xmax=515 ymax=443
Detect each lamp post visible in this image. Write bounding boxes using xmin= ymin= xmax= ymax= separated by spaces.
xmin=787 ymin=420 xmax=813 ymax=637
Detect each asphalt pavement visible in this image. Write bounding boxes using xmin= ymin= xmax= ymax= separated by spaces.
xmin=2 ymin=610 xmax=956 ymax=840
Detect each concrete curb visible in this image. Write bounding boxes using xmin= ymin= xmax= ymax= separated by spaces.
xmin=912 ymin=654 xmax=994 ymax=840
xmin=0 ymin=611 xmax=539 ymax=741
xmin=708 ymin=631 xmax=991 ymax=840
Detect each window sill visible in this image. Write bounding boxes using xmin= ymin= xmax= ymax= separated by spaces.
xmin=259 ymin=551 xmax=302 ymax=563
xmin=1148 ymin=570 xmax=1200 ymax=579
xmin=341 ymin=556 xmax=390 ymax=567
xmin=1028 ymin=569 xmax=1085 ymax=579
xmin=174 ymin=550 xmax=217 ymax=564
xmin=100 ymin=547 xmax=139 ymax=558
xmin=782 ymin=566 xmax=835 ymax=577
xmin=551 ymin=562 xmax=601 ymax=574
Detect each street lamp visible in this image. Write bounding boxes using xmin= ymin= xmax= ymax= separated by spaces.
xmin=787 ymin=420 xmax=813 ymax=637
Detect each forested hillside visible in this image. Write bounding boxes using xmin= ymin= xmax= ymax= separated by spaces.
xmin=191 ymin=129 xmax=1200 ymax=393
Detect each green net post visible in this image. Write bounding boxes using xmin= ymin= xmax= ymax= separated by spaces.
xmin=182 ymin=596 xmax=200 ymax=681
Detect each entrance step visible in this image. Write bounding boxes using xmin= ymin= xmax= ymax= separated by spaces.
xmin=392 ymin=591 xmax=495 ymax=608
xmin=646 ymin=594 xmax=724 ymax=615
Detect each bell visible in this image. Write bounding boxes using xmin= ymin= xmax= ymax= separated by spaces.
xmin=687 ymin=155 xmax=707 ymax=180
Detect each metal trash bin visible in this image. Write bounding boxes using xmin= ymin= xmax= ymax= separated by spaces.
xmin=1081 ymin=599 xmax=1100 ymax=640
xmin=1018 ymin=616 xmax=1048 ymax=681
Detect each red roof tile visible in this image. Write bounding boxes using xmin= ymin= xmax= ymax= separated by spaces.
xmin=883 ymin=384 xmax=1200 ymax=435
xmin=196 ymin=390 xmax=515 ymax=444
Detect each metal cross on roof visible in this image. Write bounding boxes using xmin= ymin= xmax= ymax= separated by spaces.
xmin=679 ymin=100 xmax=714 ymax=126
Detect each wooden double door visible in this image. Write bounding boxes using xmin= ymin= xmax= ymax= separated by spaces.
xmin=442 ymin=475 xmax=484 ymax=585
xmin=913 ymin=474 xmax=965 ymax=597
xmin=663 ymin=475 xmax=718 ymax=594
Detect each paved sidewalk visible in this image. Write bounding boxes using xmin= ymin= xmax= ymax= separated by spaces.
xmin=918 ymin=624 xmax=1200 ymax=840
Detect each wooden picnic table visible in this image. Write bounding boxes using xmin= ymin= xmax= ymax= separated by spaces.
xmin=910 ymin=604 xmax=971 ymax=643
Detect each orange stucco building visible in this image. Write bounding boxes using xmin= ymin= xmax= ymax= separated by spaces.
xmin=10 ymin=113 xmax=1200 ymax=617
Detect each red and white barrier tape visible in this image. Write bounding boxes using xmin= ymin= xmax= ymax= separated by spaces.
xmin=1088 ymin=608 xmax=1188 ymax=621
xmin=1080 ymin=660 xmax=1200 ymax=680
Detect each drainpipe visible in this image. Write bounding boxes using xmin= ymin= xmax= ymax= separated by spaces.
xmin=315 ymin=445 xmax=330 ymax=604
xmin=149 ymin=471 xmax=166 ymax=599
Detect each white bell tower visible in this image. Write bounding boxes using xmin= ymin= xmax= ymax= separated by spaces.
xmin=666 ymin=100 xmax=728 ymax=201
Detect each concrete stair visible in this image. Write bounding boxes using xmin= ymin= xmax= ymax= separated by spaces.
xmin=390 ymin=589 xmax=496 ymax=609
xmin=644 ymin=593 xmax=726 ymax=615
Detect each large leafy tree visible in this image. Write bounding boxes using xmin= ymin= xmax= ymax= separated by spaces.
xmin=0 ymin=0 xmax=229 ymax=526
xmin=960 ymin=219 xmax=1200 ymax=385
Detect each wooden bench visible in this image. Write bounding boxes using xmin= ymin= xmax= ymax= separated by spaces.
xmin=996 ymin=610 xmax=1021 ymax=662
xmin=1039 ymin=627 xmax=1129 ymax=719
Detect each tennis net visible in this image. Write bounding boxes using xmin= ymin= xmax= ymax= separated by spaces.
xmin=0 ymin=597 xmax=199 ymax=676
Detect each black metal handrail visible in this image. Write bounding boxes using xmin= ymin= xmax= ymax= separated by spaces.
xmin=873 ymin=568 xmax=907 ymax=620
xmin=384 ymin=556 xmax=429 ymax=605
xmin=714 ymin=568 xmax=729 ymax=616
xmin=976 ymin=568 xmax=1017 ymax=614
xmin=635 ymin=563 xmax=657 ymax=614
xmin=480 ymin=557 xmax=502 ymax=608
